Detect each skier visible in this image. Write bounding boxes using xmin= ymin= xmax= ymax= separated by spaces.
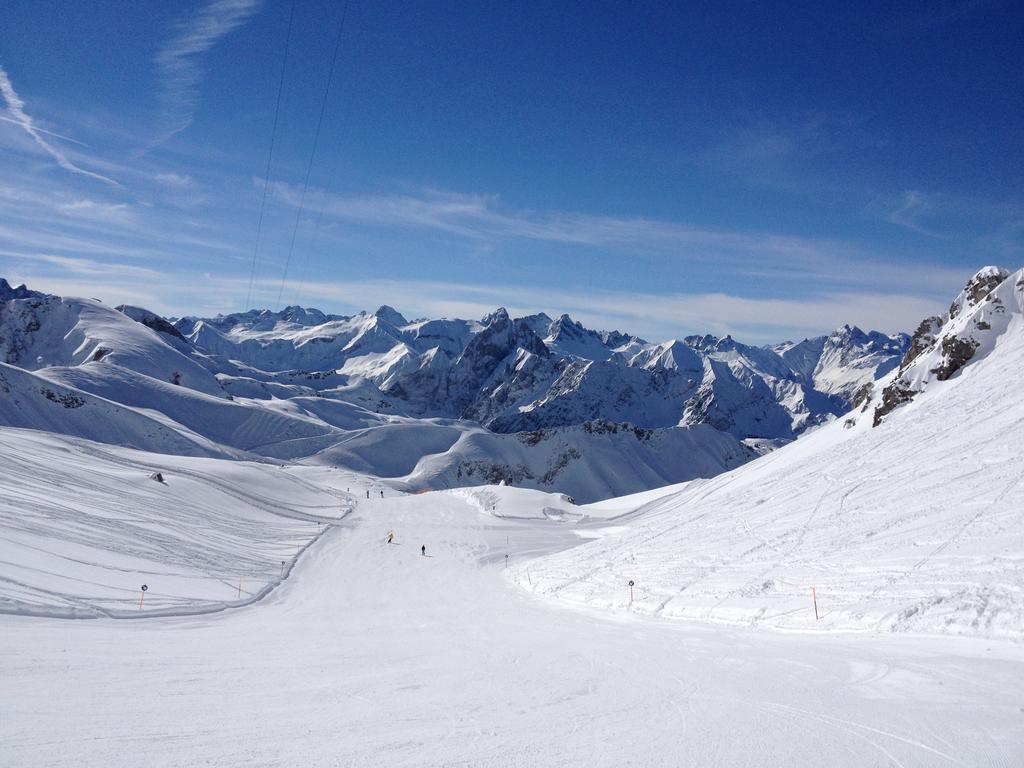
xmin=387 ymin=532 xmax=394 ymax=544
xmin=421 ymin=544 xmax=426 ymax=557
xmin=366 ymin=490 xmax=369 ymax=499
xmin=380 ymin=489 xmax=384 ymax=499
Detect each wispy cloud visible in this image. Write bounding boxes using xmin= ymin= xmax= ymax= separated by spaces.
xmin=886 ymin=189 xmax=945 ymax=237
xmin=6 ymin=253 xmax=162 ymax=279
xmin=154 ymin=0 xmax=261 ymax=145
xmin=57 ymin=199 xmax=136 ymax=224
xmin=0 ymin=64 xmax=119 ymax=186
xmin=268 ymin=180 xmax=834 ymax=257
xmin=268 ymin=180 xmax=969 ymax=293
xmin=0 ymin=114 xmax=89 ymax=146
xmin=154 ymin=171 xmax=194 ymax=188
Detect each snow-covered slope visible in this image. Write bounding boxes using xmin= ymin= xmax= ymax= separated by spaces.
xmin=0 ymin=282 xmax=224 ymax=396
xmin=0 ymin=428 xmax=348 ymax=617
xmin=512 ymin=267 xmax=1024 ymax=640
xmin=0 ymin=362 xmax=224 ymax=456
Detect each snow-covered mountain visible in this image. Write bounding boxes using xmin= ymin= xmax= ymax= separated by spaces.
xmin=1 ymin=275 xmax=910 ymax=499
xmin=514 ymin=265 xmax=1024 ymax=639
xmin=170 ymin=292 xmax=907 ymax=438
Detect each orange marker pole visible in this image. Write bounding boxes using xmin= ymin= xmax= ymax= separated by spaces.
xmin=238 ymin=579 xmax=242 ymax=599
xmin=812 ymin=587 xmax=819 ymax=621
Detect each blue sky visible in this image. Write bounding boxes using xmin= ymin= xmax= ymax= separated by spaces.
xmin=1 ymin=0 xmax=1021 ymax=343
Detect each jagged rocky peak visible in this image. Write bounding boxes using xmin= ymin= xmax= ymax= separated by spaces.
xmin=116 ymin=305 xmax=188 ymax=342
xmin=373 ymin=305 xmax=408 ymax=327
xmin=517 ymin=312 xmax=554 ymax=339
xmin=872 ymin=265 xmax=1021 ymax=427
xmin=683 ymin=333 xmax=720 ymax=351
xmin=949 ymin=266 xmax=1010 ymax=320
xmin=544 ymin=317 xmax=593 ymax=344
xmin=464 ymin=307 xmax=546 ymax=358
xmin=480 ymin=307 xmax=511 ymax=327
xmin=0 ymin=278 xmax=45 ymax=302
xmin=900 ymin=316 xmax=945 ymax=370
xmin=828 ymin=324 xmax=867 ymax=345
xmin=599 ymin=329 xmax=642 ymax=349
xmin=280 ymin=305 xmax=330 ymax=326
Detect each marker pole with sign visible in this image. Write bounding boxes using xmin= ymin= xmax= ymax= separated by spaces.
xmin=139 ymin=584 xmax=148 ymax=610
xmin=628 ymin=580 xmax=635 ymax=606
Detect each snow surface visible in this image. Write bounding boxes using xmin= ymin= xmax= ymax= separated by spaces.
xmin=1 ymin=481 xmax=1021 ymax=766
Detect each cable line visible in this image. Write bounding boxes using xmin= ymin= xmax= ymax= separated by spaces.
xmin=276 ymin=0 xmax=350 ymax=310
xmin=245 ymin=0 xmax=297 ymax=312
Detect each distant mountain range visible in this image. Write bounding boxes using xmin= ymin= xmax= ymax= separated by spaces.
xmin=168 ymin=298 xmax=909 ymax=439
xmin=0 ymin=274 xmax=926 ymax=500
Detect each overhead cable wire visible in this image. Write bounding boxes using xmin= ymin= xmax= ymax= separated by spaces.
xmin=276 ymin=0 xmax=350 ymax=310
xmin=245 ymin=0 xmax=297 ymax=312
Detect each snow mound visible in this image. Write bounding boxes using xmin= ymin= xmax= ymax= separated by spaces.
xmin=448 ymin=484 xmax=580 ymax=520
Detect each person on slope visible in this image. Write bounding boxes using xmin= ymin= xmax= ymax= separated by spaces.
xmin=380 ymin=489 xmax=384 ymax=499
xmin=387 ymin=532 xmax=394 ymax=544
xmin=421 ymin=544 xmax=426 ymax=556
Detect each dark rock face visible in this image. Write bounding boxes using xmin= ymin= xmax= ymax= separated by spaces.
xmin=950 ymin=268 xmax=1008 ymax=319
xmin=930 ymin=336 xmax=980 ymax=381
xmin=0 ymin=279 xmax=45 ymax=302
xmin=873 ymin=382 xmax=916 ymax=427
xmin=116 ymin=306 xmax=188 ymax=342
xmin=851 ymin=382 xmax=873 ymax=411
xmin=900 ymin=317 xmax=944 ymax=370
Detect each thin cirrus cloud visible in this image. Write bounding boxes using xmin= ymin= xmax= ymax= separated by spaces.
xmin=153 ymin=0 xmax=262 ymax=146
xmin=267 ymin=180 xmax=969 ymax=294
xmin=0 ymin=114 xmax=89 ymax=147
xmin=0 ymin=65 xmax=119 ymax=186
xmin=886 ymin=190 xmax=945 ymax=238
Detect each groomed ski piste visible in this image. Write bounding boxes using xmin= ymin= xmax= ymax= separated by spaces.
xmin=2 ymin=270 xmax=1023 ymax=766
